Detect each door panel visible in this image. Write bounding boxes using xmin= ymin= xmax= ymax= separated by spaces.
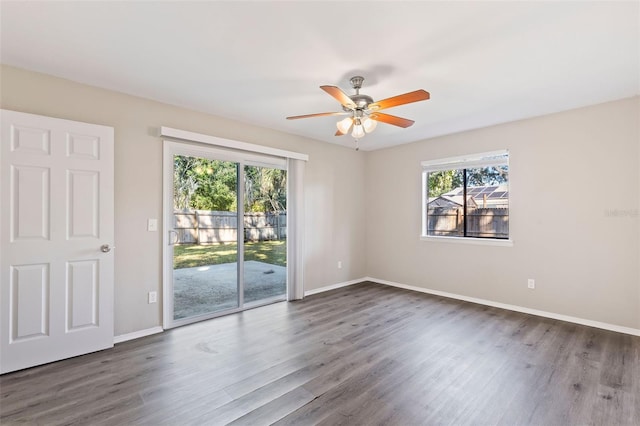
xmin=67 ymin=170 xmax=99 ymax=238
xmin=10 ymin=263 xmax=49 ymax=341
xmin=10 ymin=125 xmax=51 ymax=154
xmin=1 ymin=110 xmax=114 ymax=374
xmin=11 ymin=165 xmax=50 ymax=241
xmin=66 ymin=260 xmax=99 ymax=330
xmin=67 ymin=133 xmax=100 ymax=160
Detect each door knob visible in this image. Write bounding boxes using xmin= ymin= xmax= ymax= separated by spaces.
xmin=100 ymin=244 xmax=115 ymax=253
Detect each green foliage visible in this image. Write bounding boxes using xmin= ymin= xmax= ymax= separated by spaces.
xmin=427 ymin=166 xmax=508 ymax=198
xmin=190 ymin=161 xmax=237 ymax=211
xmin=244 ymin=166 xmax=287 ymax=212
xmin=466 ymin=166 xmax=508 ymax=187
xmin=174 ymin=157 xmax=287 ymax=213
xmin=174 ymin=156 xmax=238 ymax=211
xmin=428 ymin=170 xmax=463 ymax=198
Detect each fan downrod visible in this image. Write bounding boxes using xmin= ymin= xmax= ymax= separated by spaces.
xmin=344 ymin=76 xmax=373 ymax=111
xmin=350 ymin=76 xmax=365 ymax=92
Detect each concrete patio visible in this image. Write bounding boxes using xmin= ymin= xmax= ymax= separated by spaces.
xmin=173 ymin=260 xmax=286 ymax=319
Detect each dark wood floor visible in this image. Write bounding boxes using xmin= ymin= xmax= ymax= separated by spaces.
xmin=1 ymin=282 xmax=639 ymax=425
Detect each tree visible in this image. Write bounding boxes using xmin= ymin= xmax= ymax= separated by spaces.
xmin=428 ymin=170 xmax=463 ymax=198
xmin=244 ymin=166 xmax=286 ymax=212
xmin=466 ymin=165 xmax=508 ymax=187
xmin=174 ymin=156 xmax=286 ymax=212
xmin=427 ymin=166 xmax=508 ymax=198
xmin=174 ymin=156 xmax=200 ymax=209
xmin=173 ymin=156 xmax=237 ymax=211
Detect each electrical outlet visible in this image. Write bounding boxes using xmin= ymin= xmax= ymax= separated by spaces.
xmin=337 ymin=261 xmax=342 ymax=269
xmin=527 ymin=279 xmax=535 ymax=289
xmin=148 ymin=291 xmax=157 ymax=303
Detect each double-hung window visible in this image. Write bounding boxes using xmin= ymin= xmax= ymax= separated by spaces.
xmin=422 ymin=150 xmax=509 ymax=241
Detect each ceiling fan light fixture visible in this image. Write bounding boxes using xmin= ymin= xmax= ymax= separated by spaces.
xmin=351 ymin=121 xmax=365 ymax=138
xmin=362 ymin=116 xmax=377 ymax=133
xmin=336 ymin=116 xmax=353 ymax=134
xmin=287 ymin=75 xmax=429 ymax=145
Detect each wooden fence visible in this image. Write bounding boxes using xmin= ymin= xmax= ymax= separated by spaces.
xmin=427 ymin=207 xmax=509 ymax=238
xmin=173 ymin=209 xmax=286 ymax=244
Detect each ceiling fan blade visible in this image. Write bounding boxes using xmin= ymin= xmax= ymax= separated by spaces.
xmin=369 ymin=112 xmax=415 ymax=128
xmin=367 ymin=89 xmax=430 ymax=111
xmin=320 ymin=85 xmax=356 ymax=109
xmin=286 ymin=112 xmax=349 ymax=120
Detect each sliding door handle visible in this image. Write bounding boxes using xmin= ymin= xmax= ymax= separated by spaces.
xmin=168 ymin=230 xmax=179 ymax=245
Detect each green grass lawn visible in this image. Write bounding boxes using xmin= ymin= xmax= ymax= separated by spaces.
xmin=173 ymin=240 xmax=286 ymax=269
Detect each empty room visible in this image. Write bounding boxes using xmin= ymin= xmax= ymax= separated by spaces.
xmin=0 ymin=1 xmax=639 ymax=425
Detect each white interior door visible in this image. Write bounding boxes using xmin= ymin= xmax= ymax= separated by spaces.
xmin=1 ymin=110 xmax=114 ymax=374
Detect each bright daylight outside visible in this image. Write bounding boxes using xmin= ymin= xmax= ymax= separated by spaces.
xmin=172 ymin=155 xmax=287 ymax=320
xmin=424 ymin=153 xmax=509 ymax=239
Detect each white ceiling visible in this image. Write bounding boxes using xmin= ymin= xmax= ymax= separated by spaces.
xmin=1 ymin=1 xmax=638 ymax=151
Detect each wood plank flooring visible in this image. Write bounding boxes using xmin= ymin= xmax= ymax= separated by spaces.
xmin=1 ymin=282 xmax=639 ymax=425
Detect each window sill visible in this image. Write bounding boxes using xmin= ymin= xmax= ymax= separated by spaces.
xmin=420 ymin=235 xmax=514 ymax=247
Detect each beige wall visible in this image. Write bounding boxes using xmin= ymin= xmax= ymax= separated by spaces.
xmin=0 ymin=65 xmax=367 ymax=335
xmin=2 ymin=64 xmax=638 ymax=334
xmin=365 ymin=97 xmax=640 ymax=330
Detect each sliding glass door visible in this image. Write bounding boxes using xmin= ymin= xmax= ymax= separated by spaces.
xmin=164 ymin=143 xmax=287 ymax=328
xmin=243 ymin=165 xmax=287 ymax=306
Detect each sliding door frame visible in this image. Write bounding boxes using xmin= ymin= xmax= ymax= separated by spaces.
xmin=162 ymin=140 xmax=287 ymax=329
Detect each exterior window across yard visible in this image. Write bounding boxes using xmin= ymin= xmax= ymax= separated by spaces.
xmin=422 ymin=150 xmax=509 ymax=240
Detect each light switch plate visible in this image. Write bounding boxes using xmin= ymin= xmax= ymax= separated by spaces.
xmin=147 ymin=219 xmax=157 ymax=232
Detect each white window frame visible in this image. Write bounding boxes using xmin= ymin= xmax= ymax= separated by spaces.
xmin=421 ymin=150 xmax=513 ymax=247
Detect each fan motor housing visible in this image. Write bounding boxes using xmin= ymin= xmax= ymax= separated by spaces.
xmin=343 ymin=94 xmax=374 ymax=112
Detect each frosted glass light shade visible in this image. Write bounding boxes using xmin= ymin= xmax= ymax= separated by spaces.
xmin=336 ymin=117 xmax=353 ymax=134
xmin=362 ymin=117 xmax=377 ymax=133
xmin=352 ymin=124 xmax=365 ymax=138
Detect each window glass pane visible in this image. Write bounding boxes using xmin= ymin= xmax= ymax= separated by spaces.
xmin=172 ymin=156 xmax=239 ymax=320
xmin=465 ymin=166 xmax=509 ymax=238
xmin=426 ymin=169 xmax=464 ymax=237
xmin=243 ymin=165 xmax=287 ymax=306
xmin=424 ymin=163 xmax=509 ymax=240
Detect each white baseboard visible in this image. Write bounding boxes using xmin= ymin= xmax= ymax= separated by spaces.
xmin=114 ymin=326 xmax=164 ymax=344
xmin=112 ymin=279 xmax=639 ymax=343
xmin=365 ymin=277 xmax=640 ymax=337
xmin=304 ymin=277 xmax=365 ymax=297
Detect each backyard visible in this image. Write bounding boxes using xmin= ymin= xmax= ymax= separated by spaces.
xmin=173 ymin=240 xmax=286 ymax=269
xmin=171 ymin=157 xmax=288 ymax=319
xmin=173 ymin=240 xmax=287 ymax=319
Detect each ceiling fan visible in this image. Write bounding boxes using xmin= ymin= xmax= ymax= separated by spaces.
xmin=286 ymin=76 xmax=430 ymax=142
